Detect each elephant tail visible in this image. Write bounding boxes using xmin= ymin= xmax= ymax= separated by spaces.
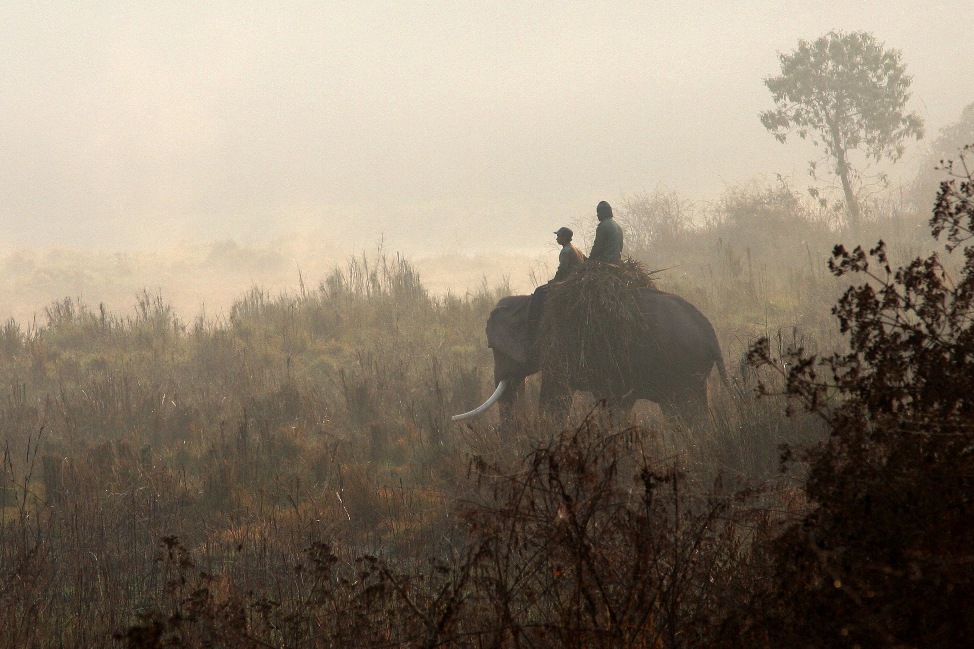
xmin=714 ymin=354 xmax=730 ymax=387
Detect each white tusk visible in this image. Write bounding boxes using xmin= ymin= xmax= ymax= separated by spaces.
xmin=451 ymin=380 xmax=508 ymax=421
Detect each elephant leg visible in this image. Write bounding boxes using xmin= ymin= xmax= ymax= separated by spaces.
xmin=498 ymin=377 xmax=525 ymax=426
xmin=619 ymin=394 xmax=637 ymax=425
xmin=601 ymin=392 xmax=636 ymax=428
xmin=661 ymin=382 xmax=709 ymax=426
xmin=539 ymin=375 xmax=572 ymax=422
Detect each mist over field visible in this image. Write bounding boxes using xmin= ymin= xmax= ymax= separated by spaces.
xmin=2 ymin=1 xmax=972 ymax=324
xmin=0 ymin=237 xmax=548 ymax=325
xmin=5 ymin=4 xmax=974 ymax=645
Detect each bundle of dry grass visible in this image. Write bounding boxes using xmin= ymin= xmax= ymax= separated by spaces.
xmin=538 ymin=260 xmax=658 ymax=389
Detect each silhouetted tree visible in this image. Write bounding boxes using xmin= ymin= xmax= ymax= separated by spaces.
xmin=761 ymin=31 xmax=924 ymax=230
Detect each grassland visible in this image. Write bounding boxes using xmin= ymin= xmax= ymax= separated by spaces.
xmin=0 ymin=180 xmax=937 ymax=646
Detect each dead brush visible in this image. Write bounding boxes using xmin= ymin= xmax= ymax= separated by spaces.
xmin=113 ymin=413 xmax=759 ymax=648
xmin=462 ymin=412 xmax=751 ymax=648
xmin=115 ymin=536 xmax=481 ymax=648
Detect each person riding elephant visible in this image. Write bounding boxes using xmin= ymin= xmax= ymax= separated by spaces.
xmin=552 ymin=226 xmax=586 ymax=282
xmin=525 ymin=226 xmax=587 ymax=362
xmin=588 ymin=200 xmax=624 ymax=264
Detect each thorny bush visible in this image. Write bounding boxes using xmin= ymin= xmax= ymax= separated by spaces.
xmin=462 ymin=412 xmax=750 ymax=648
xmin=117 ymin=413 xmax=756 ymax=648
xmin=727 ymin=146 xmax=974 ymax=648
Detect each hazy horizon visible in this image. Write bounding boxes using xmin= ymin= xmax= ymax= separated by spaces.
xmin=2 ymin=1 xmax=973 ymax=320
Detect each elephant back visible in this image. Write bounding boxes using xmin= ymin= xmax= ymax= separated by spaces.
xmin=637 ymin=288 xmax=723 ymax=375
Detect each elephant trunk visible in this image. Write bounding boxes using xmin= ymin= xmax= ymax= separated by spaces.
xmin=451 ymin=380 xmax=508 ymax=421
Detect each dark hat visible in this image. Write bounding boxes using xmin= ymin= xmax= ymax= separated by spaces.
xmin=596 ymin=201 xmax=613 ymax=218
xmin=554 ymin=226 xmax=573 ymax=239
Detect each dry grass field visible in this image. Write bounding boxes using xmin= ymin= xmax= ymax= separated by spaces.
xmin=0 ymin=177 xmax=960 ymax=646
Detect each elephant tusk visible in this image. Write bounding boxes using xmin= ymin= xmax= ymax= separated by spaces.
xmin=451 ymin=380 xmax=507 ymax=421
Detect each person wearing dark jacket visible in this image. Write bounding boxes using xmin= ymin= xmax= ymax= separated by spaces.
xmin=551 ymin=226 xmax=586 ymax=282
xmin=588 ymin=200 xmax=624 ymax=263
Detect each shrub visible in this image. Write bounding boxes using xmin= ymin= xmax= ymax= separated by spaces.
xmin=463 ymin=413 xmax=750 ymax=647
xmin=728 ymin=146 xmax=974 ymax=647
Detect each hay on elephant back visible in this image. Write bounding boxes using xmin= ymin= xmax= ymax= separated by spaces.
xmin=538 ymin=259 xmax=658 ymax=392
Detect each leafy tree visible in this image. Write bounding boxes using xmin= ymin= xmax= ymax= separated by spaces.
xmin=723 ymin=147 xmax=974 ymax=647
xmin=761 ymin=31 xmax=924 ymax=230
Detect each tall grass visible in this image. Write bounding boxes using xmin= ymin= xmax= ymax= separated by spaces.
xmin=0 ymin=181 xmax=933 ymax=646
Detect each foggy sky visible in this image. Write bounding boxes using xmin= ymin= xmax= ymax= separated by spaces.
xmin=2 ymin=1 xmax=972 ymax=255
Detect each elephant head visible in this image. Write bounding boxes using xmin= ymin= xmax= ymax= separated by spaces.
xmin=483 ymin=295 xmax=535 ymax=381
xmin=452 ymin=294 xmax=572 ymax=422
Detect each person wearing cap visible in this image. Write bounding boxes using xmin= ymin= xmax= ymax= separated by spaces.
xmin=524 ymin=225 xmax=587 ymax=365
xmin=588 ymin=200 xmax=624 ymax=264
xmin=552 ymin=226 xmax=587 ymax=282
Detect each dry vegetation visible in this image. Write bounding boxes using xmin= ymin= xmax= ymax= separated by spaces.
xmin=1 ymin=172 xmax=966 ymax=646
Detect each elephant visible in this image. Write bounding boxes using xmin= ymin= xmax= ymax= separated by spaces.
xmin=452 ymin=287 xmax=727 ymax=423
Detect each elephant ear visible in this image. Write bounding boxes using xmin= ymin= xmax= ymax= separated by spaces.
xmin=486 ymin=295 xmax=532 ymax=364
